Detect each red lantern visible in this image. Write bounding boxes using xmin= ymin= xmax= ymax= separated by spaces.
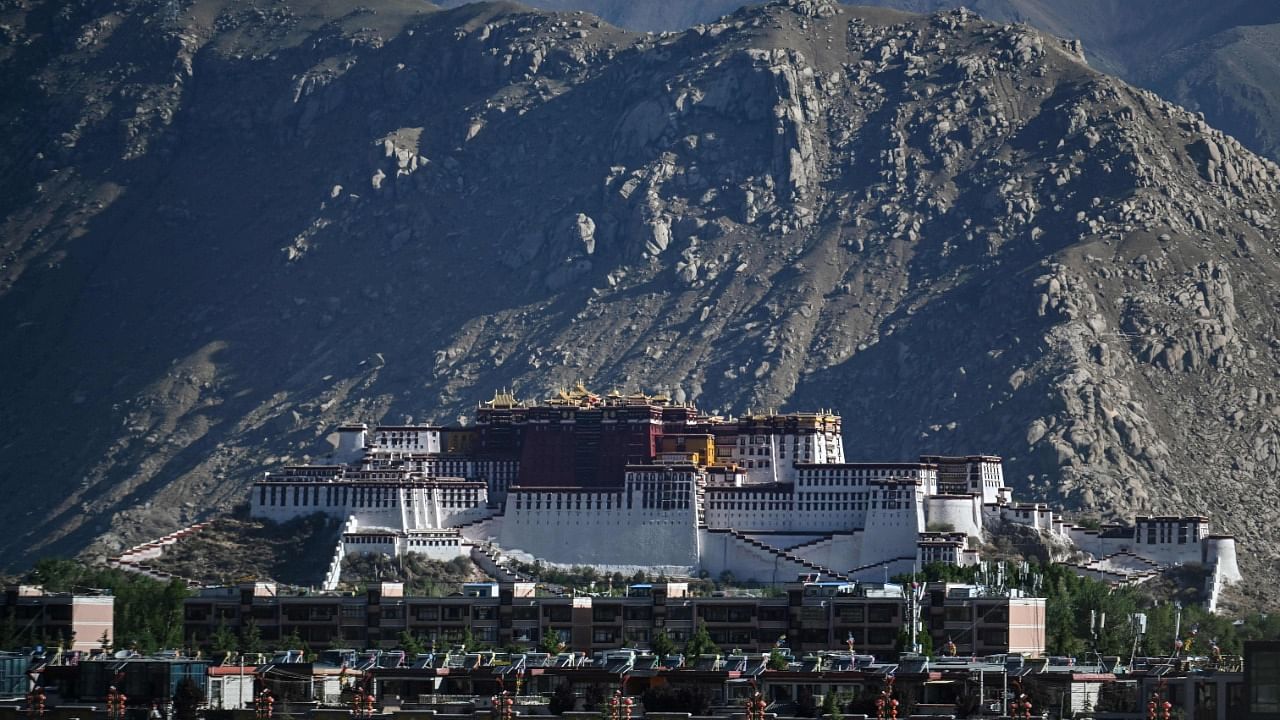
xmin=26 ymin=687 xmax=46 ymax=717
xmin=491 ymin=691 xmax=514 ymax=720
xmin=108 ymin=687 xmax=129 ymax=720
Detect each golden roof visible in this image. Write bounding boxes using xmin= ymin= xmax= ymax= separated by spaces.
xmin=484 ymin=388 xmax=522 ymax=409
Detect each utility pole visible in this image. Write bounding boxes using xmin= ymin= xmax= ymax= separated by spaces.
xmin=1172 ymin=602 xmax=1183 ymax=657
xmin=909 ymin=582 xmax=918 ymax=654
xmin=979 ymin=668 xmax=984 ymax=716
xmin=1002 ymin=665 xmax=1008 ymax=718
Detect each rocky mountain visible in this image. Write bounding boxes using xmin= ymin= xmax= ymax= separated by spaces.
xmin=441 ymin=0 xmax=1280 ymax=163
xmin=434 ymin=0 xmax=747 ymax=33
xmin=3 ymin=0 xmax=1280 ymax=584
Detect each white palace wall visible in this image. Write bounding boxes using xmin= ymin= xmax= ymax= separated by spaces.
xmin=1202 ymin=537 xmax=1242 ymax=584
xmin=256 ymin=418 xmax=1245 ymax=602
xmin=787 ymin=533 xmax=864 ymax=574
xmin=697 ymin=529 xmax=814 ymax=583
xmin=250 ymin=480 xmax=490 ymax=530
xmin=859 ymin=484 xmax=926 ymax=567
xmin=924 ymin=496 xmax=984 ymax=537
xmin=497 ymin=487 xmax=700 ymax=572
xmin=342 ymin=529 xmax=467 ymax=562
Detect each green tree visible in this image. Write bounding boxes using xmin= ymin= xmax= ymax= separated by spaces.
xmin=548 ymin=681 xmax=576 ymax=714
xmin=398 ymin=630 xmax=425 ymax=657
xmin=172 ymin=678 xmax=203 ymax=720
xmin=650 ymin=630 xmax=676 ymax=659
xmin=211 ymin=621 xmax=238 ymax=656
xmin=158 ymin=579 xmax=191 ymax=649
xmin=282 ymin=627 xmax=305 ymax=652
xmin=583 ymin=683 xmax=609 ymax=711
xmin=240 ymin=619 xmax=263 ymax=655
xmin=893 ymin=623 xmax=933 ymax=656
xmin=2 ymin=608 xmax=21 ymax=650
xmin=540 ymin=627 xmax=565 ymax=655
xmin=822 ymin=691 xmax=845 ymax=720
xmin=134 ymin=624 xmax=159 ymax=655
xmin=25 ymin=558 xmax=190 ymax=653
xmin=767 ymin=648 xmax=789 ymax=670
xmin=684 ymin=621 xmax=719 ymax=659
xmin=642 ymin=686 xmax=712 ymax=714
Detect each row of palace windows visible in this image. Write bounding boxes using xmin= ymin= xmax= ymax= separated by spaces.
xmin=259 ymin=485 xmax=479 ymax=508
xmin=514 ymin=494 xmax=619 ymax=511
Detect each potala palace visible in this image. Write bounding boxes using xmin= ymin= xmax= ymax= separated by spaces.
xmin=249 ymin=386 xmax=1241 ymax=600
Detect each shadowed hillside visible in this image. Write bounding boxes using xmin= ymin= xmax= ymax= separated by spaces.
xmin=1 ymin=0 xmax=1279 ymax=585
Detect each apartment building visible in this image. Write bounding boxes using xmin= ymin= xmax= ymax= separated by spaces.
xmin=183 ymin=580 xmax=1044 ymax=658
xmin=2 ymin=585 xmax=113 ymax=653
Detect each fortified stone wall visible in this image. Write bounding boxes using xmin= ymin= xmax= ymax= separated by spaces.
xmin=496 ymin=489 xmax=700 ymax=571
xmin=249 ymin=481 xmax=490 ymax=529
xmin=924 ymin=496 xmax=984 ymax=537
xmin=787 ymin=532 xmax=863 ymax=574
xmin=697 ymin=528 xmax=815 ymax=582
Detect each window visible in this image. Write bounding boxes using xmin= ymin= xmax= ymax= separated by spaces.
xmin=837 ymin=605 xmax=865 ymax=623
xmin=624 ymin=606 xmax=652 ymax=621
xmin=867 ymin=628 xmax=896 ymax=646
xmin=1249 ymin=648 xmax=1280 ymax=714
xmin=981 ymin=605 xmax=1009 ymax=624
xmin=982 ymin=630 xmax=1009 ymax=646
xmin=868 ymin=604 xmax=898 ymax=623
xmin=759 ymin=607 xmax=787 ymax=623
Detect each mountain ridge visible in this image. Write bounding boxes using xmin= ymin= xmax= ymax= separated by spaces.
xmin=432 ymin=0 xmax=1280 ymax=163
xmin=1 ymin=0 xmax=1278 ymax=585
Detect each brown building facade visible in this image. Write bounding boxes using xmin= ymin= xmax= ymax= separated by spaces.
xmin=2 ymin=585 xmax=113 ymax=652
xmin=183 ymin=580 xmax=1044 ymax=659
